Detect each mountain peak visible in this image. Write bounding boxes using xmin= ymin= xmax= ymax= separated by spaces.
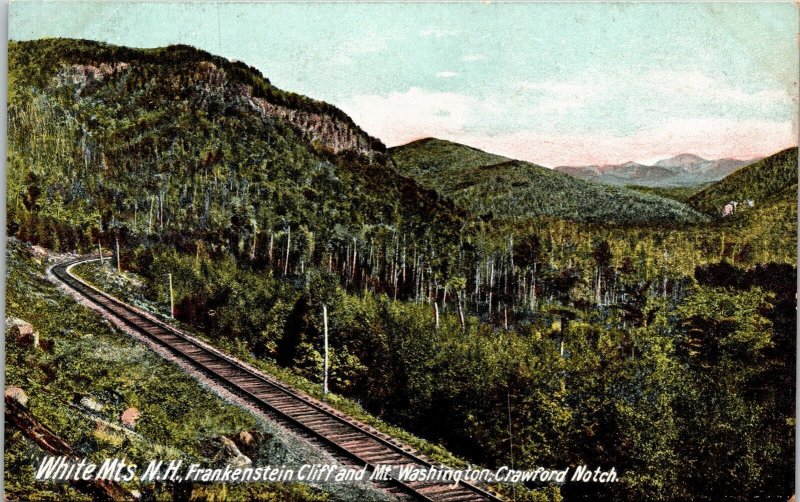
xmin=654 ymin=153 xmax=708 ymax=168
xmin=401 ymin=137 xmax=445 ymax=147
xmin=394 ymin=137 xmax=490 ymax=153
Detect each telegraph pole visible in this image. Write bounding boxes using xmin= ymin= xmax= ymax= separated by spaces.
xmin=168 ymin=273 xmax=174 ymax=319
xmin=115 ymin=237 xmax=122 ymax=273
xmin=322 ymin=303 xmax=329 ymax=398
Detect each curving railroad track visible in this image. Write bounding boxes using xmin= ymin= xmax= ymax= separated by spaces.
xmin=52 ymin=257 xmax=503 ymax=502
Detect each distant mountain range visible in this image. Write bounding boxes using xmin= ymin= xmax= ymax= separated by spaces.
xmin=555 ymin=154 xmax=760 ymax=187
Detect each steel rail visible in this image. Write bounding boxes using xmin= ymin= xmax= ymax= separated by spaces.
xmin=52 ymin=257 xmax=504 ymax=502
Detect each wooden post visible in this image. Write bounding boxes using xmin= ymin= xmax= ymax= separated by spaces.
xmin=168 ymin=273 xmax=174 ymax=319
xmin=115 ymin=238 xmax=121 ymax=274
xmin=322 ymin=304 xmax=329 ymax=398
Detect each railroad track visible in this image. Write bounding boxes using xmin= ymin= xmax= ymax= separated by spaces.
xmin=52 ymin=257 xmax=503 ymax=502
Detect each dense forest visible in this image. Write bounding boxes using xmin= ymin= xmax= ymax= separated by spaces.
xmin=7 ymin=38 xmax=798 ymax=501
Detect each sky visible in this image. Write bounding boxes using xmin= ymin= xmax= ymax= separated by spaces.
xmin=9 ymin=1 xmax=799 ymax=166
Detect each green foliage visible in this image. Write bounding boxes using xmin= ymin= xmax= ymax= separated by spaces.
xmin=76 ymin=248 xmax=795 ymax=501
xmin=673 ymin=286 xmax=792 ymax=499
xmin=391 ymin=138 xmax=708 ymax=225
xmin=4 ymin=240 xmax=333 ymax=501
xmin=687 ymin=147 xmax=797 ymax=215
xmin=625 ymin=183 xmax=711 ymax=202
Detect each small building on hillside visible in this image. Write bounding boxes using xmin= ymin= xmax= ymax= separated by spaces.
xmin=722 ymin=203 xmax=735 ymax=217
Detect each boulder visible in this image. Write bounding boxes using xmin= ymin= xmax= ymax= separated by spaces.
xmin=31 ymin=245 xmax=47 ymax=259
xmin=4 ymin=386 xmax=28 ymax=407
xmin=79 ymin=396 xmax=104 ymax=413
xmin=120 ymin=407 xmax=141 ymax=429
xmin=7 ymin=318 xmax=32 ymax=337
xmin=7 ymin=318 xmax=38 ymax=347
xmin=215 ymin=436 xmax=252 ymax=469
xmin=232 ymin=429 xmax=269 ymax=457
xmin=236 ymin=430 xmax=254 ymax=447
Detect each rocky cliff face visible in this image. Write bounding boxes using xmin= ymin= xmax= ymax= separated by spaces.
xmin=55 ymin=62 xmax=130 ymax=86
xmin=55 ymin=60 xmax=382 ymax=159
xmin=249 ymin=97 xmax=377 ymax=157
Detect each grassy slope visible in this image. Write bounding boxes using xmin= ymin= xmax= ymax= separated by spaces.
xmin=390 ymin=138 xmax=708 ymax=225
xmin=4 ymin=240 xmax=391 ymax=502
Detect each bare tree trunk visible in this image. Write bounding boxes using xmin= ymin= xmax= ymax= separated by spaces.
xmin=390 ymin=244 xmax=396 ymax=291
xmin=352 ymin=238 xmax=357 ymax=281
xmin=401 ymin=245 xmax=406 ymax=283
xmin=322 ymin=304 xmax=329 ymax=397
xmin=148 ymin=196 xmax=154 ymax=233
xmin=488 ymin=260 xmax=495 ymax=318
xmin=458 ymin=291 xmax=465 ymax=330
xmin=115 ymin=238 xmax=121 ymax=273
xmin=268 ymin=232 xmax=274 ymax=264
xmin=284 ymin=226 xmax=291 ymax=277
xmin=596 ymin=268 xmax=602 ymax=305
xmin=250 ymin=223 xmax=258 ymax=260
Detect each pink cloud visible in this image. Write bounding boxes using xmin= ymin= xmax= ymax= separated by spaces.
xmin=391 ymin=118 xmax=796 ymax=166
xmin=464 ymin=118 xmax=796 ymax=166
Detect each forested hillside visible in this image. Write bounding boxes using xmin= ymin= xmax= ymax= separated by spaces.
xmin=390 ymin=138 xmax=707 ymax=224
xmin=8 ymin=38 xmax=466 ymax=276
xmin=687 ymin=147 xmax=797 ymax=215
xmin=626 ymin=184 xmax=710 ymax=203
